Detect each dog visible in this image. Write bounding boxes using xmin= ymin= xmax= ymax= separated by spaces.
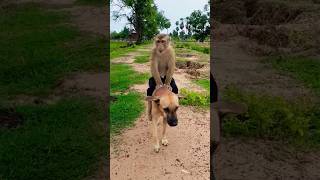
xmin=146 ymin=86 xmax=180 ymax=153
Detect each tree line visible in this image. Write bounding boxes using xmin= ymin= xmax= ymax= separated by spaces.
xmin=111 ymin=0 xmax=210 ymax=43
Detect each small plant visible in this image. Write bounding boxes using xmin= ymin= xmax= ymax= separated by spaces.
xmin=222 ymin=86 xmax=320 ymax=147
xmin=179 ymin=88 xmax=209 ymax=108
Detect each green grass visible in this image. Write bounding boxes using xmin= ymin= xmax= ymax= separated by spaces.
xmin=75 ymin=0 xmax=106 ymax=6
xmin=110 ymin=41 xmax=151 ymax=59
xmin=194 ymin=79 xmax=210 ymax=91
xmin=110 ymin=63 xmax=148 ymax=93
xmin=175 ymin=42 xmax=210 ymax=54
xmin=134 ymin=55 xmax=150 ymax=63
xmin=110 ymin=62 xmax=148 ymax=134
xmin=180 ymin=88 xmax=209 ymax=108
xmin=270 ymin=56 xmax=320 ymax=95
xmin=110 ymin=92 xmax=144 ymax=134
xmin=222 ymin=86 xmax=320 ymax=148
xmin=0 ymin=98 xmax=105 ymax=179
xmin=0 ymin=4 xmax=107 ymax=97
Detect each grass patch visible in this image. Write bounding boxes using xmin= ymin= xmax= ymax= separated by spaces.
xmin=110 ymin=41 xmax=150 ymax=59
xmin=0 ymin=98 xmax=105 ymax=179
xmin=75 ymin=0 xmax=106 ymax=6
xmin=110 ymin=63 xmax=148 ymax=93
xmin=180 ymin=88 xmax=209 ymax=108
xmin=175 ymin=42 xmax=210 ymax=54
xmin=223 ymin=86 xmax=320 ymax=147
xmin=194 ymin=79 xmax=210 ymax=91
xmin=270 ymin=56 xmax=320 ymax=95
xmin=0 ymin=4 xmax=107 ymax=97
xmin=110 ymin=92 xmax=144 ymax=134
xmin=134 ymin=55 xmax=150 ymax=63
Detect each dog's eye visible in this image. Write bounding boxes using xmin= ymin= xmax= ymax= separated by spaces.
xmin=164 ymin=108 xmax=170 ymax=112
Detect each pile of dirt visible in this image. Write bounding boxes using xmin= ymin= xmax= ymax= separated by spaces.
xmin=0 ymin=108 xmax=23 ymax=129
xmin=213 ymin=0 xmax=320 ymax=55
xmin=213 ymin=0 xmax=312 ymax=25
xmin=176 ymin=61 xmax=204 ymax=70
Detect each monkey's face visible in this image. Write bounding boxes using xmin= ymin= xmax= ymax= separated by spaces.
xmin=155 ymin=36 xmax=169 ymax=53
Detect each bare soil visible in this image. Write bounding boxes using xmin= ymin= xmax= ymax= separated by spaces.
xmin=212 ymin=36 xmax=314 ymax=101
xmin=111 ymin=107 xmax=210 ymax=180
xmin=217 ymin=138 xmax=320 ymax=180
xmin=212 ymin=36 xmax=320 ymax=179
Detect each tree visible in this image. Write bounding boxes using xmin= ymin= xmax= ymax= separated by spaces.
xmin=157 ymin=11 xmax=171 ymax=33
xmin=110 ymin=26 xmax=130 ymax=40
xmin=112 ymin=0 xmax=170 ymax=44
xmin=186 ymin=10 xmax=210 ymax=42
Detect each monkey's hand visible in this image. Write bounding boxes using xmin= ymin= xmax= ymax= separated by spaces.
xmin=155 ymin=84 xmax=163 ymax=89
xmin=164 ymin=84 xmax=172 ymax=91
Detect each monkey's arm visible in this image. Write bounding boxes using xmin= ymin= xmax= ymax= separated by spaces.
xmin=164 ymin=55 xmax=175 ymax=85
xmin=150 ymin=54 xmax=163 ymax=86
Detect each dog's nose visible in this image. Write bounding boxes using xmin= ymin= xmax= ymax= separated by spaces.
xmin=167 ymin=118 xmax=178 ymax=127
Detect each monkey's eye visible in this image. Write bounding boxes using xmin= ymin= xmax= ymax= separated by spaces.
xmin=163 ymin=108 xmax=170 ymax=112
xmin=156 ymin=40 xmax=160 ymax=43
xmin=161 ymin=40 xmax=165 ymax=43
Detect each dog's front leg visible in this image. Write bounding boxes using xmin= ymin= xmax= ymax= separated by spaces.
xmin=161 ymin=117 xmax=168 ymax=146
xmin=152 ymin=116 xmax=160 ymax=152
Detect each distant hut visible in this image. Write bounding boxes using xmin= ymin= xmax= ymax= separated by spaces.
xmin=128 ymin=29 xmax=138 ymax=46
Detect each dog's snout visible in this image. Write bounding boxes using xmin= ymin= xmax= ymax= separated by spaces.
xmin=167 ymin=116 xmax=178 ymax=127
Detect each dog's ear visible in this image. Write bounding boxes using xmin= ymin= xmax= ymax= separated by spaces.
xmin=145 ymin=96 xmax=160 ymax=102
xmin=178 ymin=95 xmax=185 ymax=99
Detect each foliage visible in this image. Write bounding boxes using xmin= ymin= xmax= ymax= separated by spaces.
xmin=175 ymin=42 xmax=210 ymax=54
xmin=223 ymin=86 xmax=320 ymax=147
xmin=180 ymin=88 xmax=209 ymax=108
xmin=111 ymin=26 xmax=130 ymax=40
xmin=186 ymin=10 xmax=210 ymax=42
xmin=172 ymin=2 xmax=210 ymax=42
xmin=0 ymin=98 xmax=105 ymax=179
xmin=113 ymin=0 xmax=170 ymax=43
xmin=194 ymin=79 xmax=210 ymax=91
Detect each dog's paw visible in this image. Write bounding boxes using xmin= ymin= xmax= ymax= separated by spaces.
xmin=154 ymin=144 xmax=160 ymax=153
xmin=161 ymin=138 xmax=168 ymax=146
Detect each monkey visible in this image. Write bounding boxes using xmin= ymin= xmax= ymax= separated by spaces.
xmin=147 ymin=34 xmax=178 ymax=121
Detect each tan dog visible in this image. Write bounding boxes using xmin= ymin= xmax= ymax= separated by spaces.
xmin=146 ymin=86 xmax=179 ymax=152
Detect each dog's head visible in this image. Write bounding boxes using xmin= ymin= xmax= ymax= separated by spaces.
xmin=146 ymin=88 xmax=180 ymax=127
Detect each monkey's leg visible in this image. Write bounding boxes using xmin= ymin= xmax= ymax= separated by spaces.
xmin=161 ymin=117 xmax=168 ymax=146
xmin=152 ymin=115 xmax=160 ymax=152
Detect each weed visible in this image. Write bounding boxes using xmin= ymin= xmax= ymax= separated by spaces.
xmin=180 ymin=88 xmax=209 ymax=108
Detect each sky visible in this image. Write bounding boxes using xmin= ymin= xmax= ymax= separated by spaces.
xmin=110 ymin=0 xmax=209 ymax=33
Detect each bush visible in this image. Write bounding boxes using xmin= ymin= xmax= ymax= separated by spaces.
xmin=180 ymin=88 xmax=209 ymax=108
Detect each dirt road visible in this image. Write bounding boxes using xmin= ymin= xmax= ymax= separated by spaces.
xmin=110 ymin=48 xmax=210 ymax=180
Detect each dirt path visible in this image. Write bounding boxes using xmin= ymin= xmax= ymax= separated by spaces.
xmin=213 ymin=37 xmax=320 ymax=179
xmin=110 ymin=48 xmax=210 ymax=180
xmin=213 ymin=37 xmax=314 ymax=101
